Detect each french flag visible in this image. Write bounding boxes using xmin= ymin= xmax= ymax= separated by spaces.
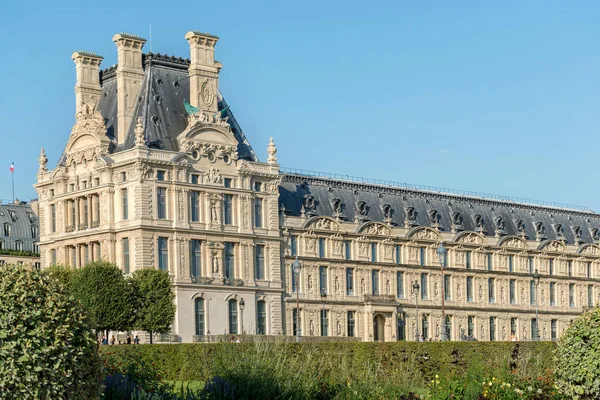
xmin=9 ymin=162 xmax=14 ymax=172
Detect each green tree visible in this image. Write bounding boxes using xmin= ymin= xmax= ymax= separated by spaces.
xmin=44 ymin=263 xmax=77 ymax=289
xmin=0 ymin=264 xmax=102 ymax=399
xmin=72 ymin=261 xmax=136 ymax=335
xmin=555 ymin=307 xmax=600 ymax=399
xmin=131 ymin=268 xmax=176 ymax=344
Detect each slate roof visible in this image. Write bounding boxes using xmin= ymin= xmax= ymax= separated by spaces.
xmin=279 ymin=173 xmax=600 ymax=246
xmin=0 ymin=203 xmax=39 ymax=252
xmin=60 ymin=53 xmax=257 ymax=164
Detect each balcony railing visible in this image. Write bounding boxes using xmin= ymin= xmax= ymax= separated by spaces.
xmin=65 ymin=225 xmax=75 ymax=233
xmin=363 ymin=294 xmax=396 ymax=303
xmin=190 ymin=276 xmax=244 ymax=286
xmin=90 ymin=220 xmax=100 ymax=228
xmin=78 ymin=223 xmax=88 ymax=230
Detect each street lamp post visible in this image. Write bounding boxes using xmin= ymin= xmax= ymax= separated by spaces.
xmin=292 ymin=257 xmax=302 ymax=343
xmin=532 ymin=269 xmax=540 ymax=341
xmin=437 ymin=242 xmax=448 ymax=341
xmin=412 ymin=280 xmax=420 ymax=341
xmin=239 ymin=298 xmax=245 ymax=336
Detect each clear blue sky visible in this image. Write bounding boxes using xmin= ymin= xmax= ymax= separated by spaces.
xmin=1 ymin=1 xmax=599 ymax=210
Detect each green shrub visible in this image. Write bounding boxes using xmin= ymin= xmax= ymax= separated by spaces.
xmin=555 ymin=308 xmax=600 ymax=399
xmin=0 ymin=264 xmax=103 ymax=399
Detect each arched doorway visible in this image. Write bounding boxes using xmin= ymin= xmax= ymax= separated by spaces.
xmin=373 ymin=314 xmax=386 ymax=341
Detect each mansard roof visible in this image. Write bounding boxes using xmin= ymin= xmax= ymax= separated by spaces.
xmin=279 ymin=172 xmax=600 ymax=246
xmin=61 ymin=53 xmax=257 ymax=164
xmin=0 ymin=203 xmax=39 ymax=252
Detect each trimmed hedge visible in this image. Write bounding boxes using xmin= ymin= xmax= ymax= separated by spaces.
xmin=101 ymin=341 xmax=556 ymax=389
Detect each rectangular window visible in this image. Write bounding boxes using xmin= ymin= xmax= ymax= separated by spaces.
xmin=95 ymin=242 xmax=101 ymax=262
xmin=530 ymin=281 xmax=536 ymax=305
xmin=550 ymin=282 xmax=556 ymax=306
xmin=488 ymin=278 xmax=495 ymax=303
xmin=121 ymin=171 xmax=127 ymax=182
xmin=397 ymin=271 xmax=404 ymax=299
xmin=487 ymin=253 xmax=493 ymax=271
xmin=191 ymin=174 xmax=199 ymax=184
xmin=346 ymin=268 xmax=354 ymax=296
xmin=122 ymin=189 xmax=128 ymax=220
xmin=466 ymin=251 xmax=471 ymax=269
xmin=371 ymin=242 xmax=377 ymax=262
xmin=422 ymin=315 xmax=429 ymax=340
xmin=255 ymin=245 xmax=265 ymax=280
xmin=290 ymin=235 xmax=297 ymax=256
xmin=190 ymin=191 xmax=200 ymax=222
xmin=223 ymin=194 xmax=233 ymax=225
xmin=70 ymin=201 xmax=76 ymax=227
xmin=71 ymin=247 xmax=76 ymax=268
xmin=345 ymin=241 xmax=352 ymax=260
xmin=371 ymin=270 xmax=379 ymax=295
xmin=588 ymin=262 xmax=592 ymax=279
xmin=319 ymin=238 xmax=326 ymax=258
xmin=51 ymin=204 xmax=56 ymax=233
xmin=156 ymin=170 xmax=165 ymax=181
xmin=569 ymin=283 xmax=575 ymax=307
xmin=466 ymin=276 xmax=473 ymax=302
xmin=347 ymin=311 xmax=355 ymax=337
xmin=551 ymin=320 xmax=557 ymax=341
xmin=195 ymin=299 xmax=205 ymax=336
xmin=158 ymin=237 xmax=168 ymax=271
xmin=157 ymin=187 xmax=167 ymax=219
xmin=94 ymin=177 xmax=100 ymax=186
xmin=224 ymin=178 xmax=232 ymax=188
xmin=84 ymin=245 xmax=89 ymax=264
xmin=254 ymin=182 xmax=262 ymax=192
xmin=395 ymin=245 xmax=401 ymax=264
xmin=510 ymin=279 xmax=516 ymax=304
xmin=588 ymin=285 xmax=594 ymax=308
xmin=228 ymin=300 xmax=238 ymax=334
xmin=51 ymin=249 xmax=56 ymax=265
xmin=397 ymin=313 xmax=406 ymax=341
xmin=257 ymin=301 xmax=267 ymax=335
xmin=190 ymin=239 xmax=201 ymax=278
xmin=83 ymin=198 xmax=89 ymax=226
xmin=510 ymin=317 xmax=517 ymax=336
xmin=420 ymin=273 xmax=428 ymax=300
xmin=490 ymin=317 xmax=496 ymax=341
xmin=292 ymin=309 xmax=300 ymax=336
xmin=509 ymin=255 xmax=514 ymax=273
xmin=320 ymin=310 xmax=329 ymax=336
xmin=224 ymin=242 xmax=235 ymax=279
xmin=529 ymin=257 xmax=534 ymax=274
xmin=445 ymin=316 xmax=452 ymax=341
xmin=291 ymin=263 xmax=298 ymax=293
xmin=549 ymin=259 xmax=554 ymax=276
xmin=568 ymin=260 xmax=573 ymax=277
xmin=419 ymin=247 xmax=426 ymax=266
xmin=531 ymin=319 xmax=538 ymax=340
xmin=319 ymin=266 xmax=327 ymax=295
xmin=444 ymin=275 xmax=451 ymax=301
xmin=122 ymin=238 xmax=130 ymax=274
xmin=467 ymin=316 xmax=474 ymax=337
xmin=254 ymin=198 xmax=263 ymax=228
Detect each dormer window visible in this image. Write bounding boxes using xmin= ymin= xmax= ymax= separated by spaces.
xmin=31 ymin=225 xmax=38 ymax=238
xmin=4 ymin=223 xmax=11 ymax=237
xmin=26 ymin=212 xmax=35 ymax=223
xmin=8 ymin=210 xmax=16 ymax=222
xmin=15 ymin=241 xmax=23 ymax=252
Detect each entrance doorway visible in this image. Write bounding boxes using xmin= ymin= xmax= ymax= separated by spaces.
xmin=373 ymin=314 xmax=386 ymax=341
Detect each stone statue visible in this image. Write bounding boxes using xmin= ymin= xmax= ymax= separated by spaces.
xmin=211 ymin=202 xmax=219 ymax=224
xmin=335 ymin=277 xmax=340 ymax=292
xmin=308 ymin=275 xmax=313 ymax=289
xmin=561 ymin=290 xmax=565 ymax=305
xmin=434 ymin=283 xmax=439 ymax=298
xmin=38 ymin=148 xmax=48 ymax=173
xmin=212 ymin=254 xmax=219 ymax=274
xmin=480 ymin=325 xmax=485 ymax=340
xmin=523 ymin=327 xmax=528 ymax=340
xmin=479 ymin=285 xmax=484 ymax=300
xmin=361 ymin=278 xmax=365 ymax=294
xmin=267 ymin=137 xmax=277 ymax=164
xmin=134 ymin=117 xmax=145 ymax=146
xmin=457 ymin=283 xmax=461 ymax=299
xmin=500 ymin=286 xmax=505 ymax=302
xmin=309 ymin=320 xmax=315 ymax=336
xmin=385 ymin=280 xmax=391 ymax=295
xmin=206 ymin=168 xmax=221 ymax=184
xmin=521 ymin=288 xmax=526 ymax=303
xmin=337 ymin=321 xmax=342 ymax=336
xmin=502 ymin=326 xmax=507 ymax=340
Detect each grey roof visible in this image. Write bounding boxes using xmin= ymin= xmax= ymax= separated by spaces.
xmin=279 ymin=173 xmax=600 ymax=246
xmin=0 ymin=203 xmax=39 ymax=252
xmin=60 ymin=53 xmax=258 ymax=165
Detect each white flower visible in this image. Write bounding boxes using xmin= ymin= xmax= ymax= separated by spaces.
xmin=528 ymin=386 xmax=533 ymax=391
xmin=537 ymin=388 xmax=542 ymax=394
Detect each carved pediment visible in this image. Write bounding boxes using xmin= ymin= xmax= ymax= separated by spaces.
xmin=454 ymin=231 xmax=484 ymax=245
xmin=357 ymin=222 xmax=392 ymax=236
xmin=498 ymin=235 xmax=527 ymax=249
xmin=303 ymin=217 xmax=342 ymax=231
xmin=578 ymin=244 xmax=600 ymax=256
xmin=407 ymin=227 xmax=441 ymax=241
xmin=178 ymin=120 xmax=239 ymax=165
xmin=538 ymin=240 xmax=566 ymax=253
xmin=65 ymin=102 xmax=110 ymax=164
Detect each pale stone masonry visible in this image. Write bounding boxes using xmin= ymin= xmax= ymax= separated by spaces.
xmin=35 ymin=29 xmax=600 ymax=343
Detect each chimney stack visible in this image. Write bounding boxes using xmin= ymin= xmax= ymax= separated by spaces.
xmin=112 ymin=33 xmax=146 ymax=145
xmin=185 ymin=31 xmax=222 ymax=114
xmin=71 ymin=52 xmax=103 ymax=115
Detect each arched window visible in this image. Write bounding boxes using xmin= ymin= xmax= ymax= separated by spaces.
xmin=256 ymin=300 xmax=267 ymax=335
xmin=195 ymin=298 xmax=205 ymax=336
xmin=228 ymin=299 xmax=238 ymax=334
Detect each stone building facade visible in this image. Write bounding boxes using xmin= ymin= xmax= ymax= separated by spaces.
xmin=0 ymin=200 xmax=40 ymax=268
xmin=35 ymin=30 xmax=600 ymax=342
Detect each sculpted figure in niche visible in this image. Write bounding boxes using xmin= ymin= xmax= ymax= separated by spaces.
xmin=515 ymin=219 xmax=526 ymax=234
xmin=310 ymin=320 xmax=315 ymax=336
xmin=307 ymin=239 xmax=316 ymax=253
xmin=361 ymin=278 xmax=366 ymax=294
xmin=335 ymin=277 xmax=340 ymax=293
xmin=434 ymin=283 xmax=439 ymax=298
xmin=479 ymin=285 xmax=483 ymax=300
xmin=404 ymin=207 xmax=416 ymax=221
xmin=502 ymin=326 xmax=507 ymax=340
xmin=333 ymin=240 xmax=342 ymax=254
xmin=543 ymin=327 xmax=548 ymax=339
xmin=212 ymin=253 xmax=219 ymax=274
xmin=495 ymin=216 xmax=505 ymax=231
xmin=592 ymin=228 xmax=600 ymax=242
xmin=523 ymin=327 xmax=527 ymax=340
xmin=521 ymin=288 xmax=525 ymax=303
xmin=481 ymin=326 xmax=485 ymax=340
xmin=500 ymin=286 xmax=505 ymax=302
xmin=457 ymin=283 xmax=461 ymax=299
xmin=451 ymin=211 xmax=462 ymax=226
xmin=211 ymin=203 xmax=219 ymax=224
xmin=473 ymin=214 xmax=484 ymax=229
xmin=308 ymin=275 xmax=313 ymax=290
xmin=337 ymin=321 xmax=342 ymax=336
xmin=385 ymin=280 xmax=391 ymax=295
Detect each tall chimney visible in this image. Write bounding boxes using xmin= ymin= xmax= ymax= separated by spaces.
xmin=112 ymin=33 xmax=146 ymax=145
xmin=71 ymin=52 xmax=103 ymax=115
xmin=185 ymin=31 xmax=221 ymax=114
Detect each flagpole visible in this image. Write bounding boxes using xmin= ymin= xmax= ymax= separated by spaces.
xmin=11 ymin=162 xmax=14 ymax=204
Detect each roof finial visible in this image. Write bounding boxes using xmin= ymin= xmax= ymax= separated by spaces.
xmin=267 ymin=137 xmax=277 ymax=165
xmin=134 ymin=117 xmax=145 ymax=147
xmin=38 ymin=148 xmax=48 ymax=173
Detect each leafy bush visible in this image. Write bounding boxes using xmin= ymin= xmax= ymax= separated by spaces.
xmin=555 ymin=307 xmax=600 ymax=399
xmin=0 ymin=264 xmax=102 ymax=399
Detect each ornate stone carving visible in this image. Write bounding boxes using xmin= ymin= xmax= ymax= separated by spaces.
xmin=502 ymin=237 xmax=525 ymax=249
xmin=591 ymin=227 xmax=600 ymax=242
xmin=515 ymin=219 xmax=526 ymax=236
xmin=411 ymin=228 xmax=439 ymax=241
xmin=494 ymin=216 xmax=505 ymax=232
xmin=266 ymin=177 xmax=281 ymax=194
xmin=473 ymin=214 xmax=485 ymax=232
xmin=179 ymin=240 xmax=186 ymax=276
xmin=181 ymin=140 xmax=239 ymax=162
xmin=553 ymin=223 xmax=565 ymax=239
xmin=331 ymin=198 xmax=343 ymax=219
xmin=358 ymin=239 xmax=368 ymax=257
xmin=205 ymin=168 xmax=221 ymax=184
xmin=543 ymin=240 xmax=565 ymax=253
xmin=242 ymin=196 xmax=250 ymax=227
xmin=134 ymin=117 xmax=145 ymax=146
xmin=534 ymin=221 xmax=545 ymax=240
xmin=66 ymin=102 xmax=110 ymax=164
xmin=361 ymin=222 xmax=391 ymax=236
xmin=404 ymin=206 xmax=417 ymax=227
xmin=134 ymin=161 xmax=151 ymax=183
xmin=451 ymin=211 xmax=463 ymax=229
xmin=382 ymin=203 xmax=393 ymax=225
xmin=307 ymin=217 xmax=340 ymax=231
xmin=38 ymin=148 xmax=48 ymax=173
xmin=178 ymin=190 xmax=185 ymax=221
xmin=572 ymin=225 xmax=582 ymax=244
xmin=581 ymin=245 xmax=599 ymax=256
xmin=457 ymin=232 xmax=483 ymax=245
xmin=303 ymin=195 xmax=317 ymax=215
xmin=428 ymin=209 xmax=440 ymax=228
xmin=267 ymin=137 xmax=277 ymax=164
xmin=244 ymin=244 xmax=250 ymax=280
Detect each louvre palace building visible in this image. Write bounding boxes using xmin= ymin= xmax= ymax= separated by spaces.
xmin=35 ymin=30 xmax=600 ymax=343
